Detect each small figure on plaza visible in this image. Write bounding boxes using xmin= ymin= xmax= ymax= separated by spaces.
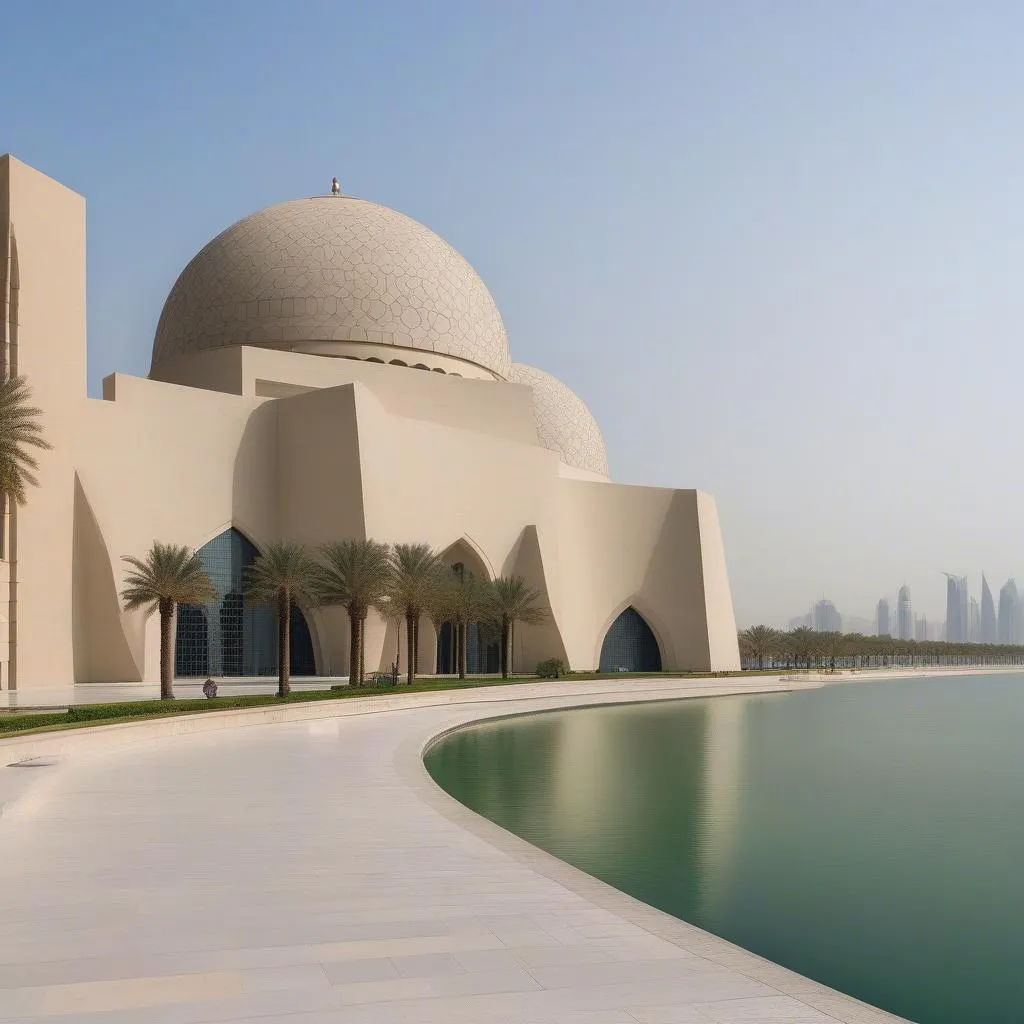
xmin=202 ymin=677 xmax=218 ymax=699
xmin=330 ymin=176 xmax=341 ymax=196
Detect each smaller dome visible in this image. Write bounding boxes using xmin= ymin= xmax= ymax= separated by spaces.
xmin=511 ymin=363 xmax=609 ymax=478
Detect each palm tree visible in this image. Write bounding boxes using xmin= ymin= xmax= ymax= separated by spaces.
xmin=425 ymin=578 xmax=458 ymax=675
xmin=388 ymin=543 xmax=444 ymax=685
xmin=818 ymin=631 xmax=846 ymax=673
xmin=317 ymin=539 xmax=393 ymax=687
xmin=0 ymin=375 xmax=51 ymax=506
xmin=244 ymin=542 xmax=319 ymax=698
xmin=449 ymin=576 xmax=491 ymax=679
xmin=120 ymin=542 xmax=216 ymax=700
xmin=487 ymin=575 xmax=547 ymax=679
xmin=738 ymin=624 xmax=779 ymax=670
xmin=786 ymin=626 xmax=818 ymax=670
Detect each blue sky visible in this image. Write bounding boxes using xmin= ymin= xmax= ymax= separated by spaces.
xmin=4 ymin=1 xmax=1024 ymax=627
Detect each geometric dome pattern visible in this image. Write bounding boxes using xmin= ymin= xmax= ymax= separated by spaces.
xmin=152 ymin=197 xmax=511 ymax=378
xmin=510 ymin=362 xmax=609 ymax=478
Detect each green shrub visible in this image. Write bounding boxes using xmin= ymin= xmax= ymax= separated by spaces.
xmin=536 ymin=658 xmax=567 ymax=679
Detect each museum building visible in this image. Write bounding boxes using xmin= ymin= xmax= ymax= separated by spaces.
xmin=0 ymin=155 xmax=740 ymax=699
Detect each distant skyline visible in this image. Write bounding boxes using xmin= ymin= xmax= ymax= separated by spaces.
xmin=5 ymin=2 xmax=1024 ymax=626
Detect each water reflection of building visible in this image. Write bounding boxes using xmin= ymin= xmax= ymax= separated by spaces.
xmin=694 ymin=696 xmax=748 ymax=920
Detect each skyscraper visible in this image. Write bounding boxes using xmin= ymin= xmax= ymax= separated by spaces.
xmin=876 ymin=598 xmax=891 ymax=637
xmin=896 ymin=585 xmax=913 ymax=640
xmin=981 ymin=574 xmax=997 ymax=644
xmin=915 ymin=615 xmax=928 ymax=642
xmin=812 ymin=599 xmax=842 ymax=633
xmin=999 ymin=579 xmax=1019 ymax=645
xmin=969 ymin=597 xmax=980 ymax=643
xmin=944 ymin=574 xmax=969 ymax=643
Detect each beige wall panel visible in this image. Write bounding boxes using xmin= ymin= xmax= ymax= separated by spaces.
xmin=504 ymin=525 xmax=569 ymax=672
xmin=145 ymin=347 xmax=246 ymax=396
xmin=158 ymin=347 xmax=540 ymax=446
xmin=73 ymin=376 xmax=278 ymax=677
xmin=72 ymin=476 xmax=141 ymax=682
xmin=354 ymin=384 xmax=560 ymax=571
xmin=3 ymin=157 xmax=86 ymax=687
xmin=553 ymin=482 xmax=732 ymax=672
xmin=696 ymin=491 xmax=741 ymax=671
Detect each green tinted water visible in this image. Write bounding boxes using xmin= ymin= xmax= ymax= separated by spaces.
xmin=424 ymin=675 xmax=1024 ymax=1024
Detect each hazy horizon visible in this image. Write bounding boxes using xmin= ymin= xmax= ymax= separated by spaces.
xmin=5 ymin=1 xmax=1024 ymax=628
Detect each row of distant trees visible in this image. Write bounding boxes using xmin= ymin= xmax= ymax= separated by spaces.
xmin=738 ymin=624 xmax=1024 ymax=671
xmin=121 ymin=540 xmax=548 ymax=700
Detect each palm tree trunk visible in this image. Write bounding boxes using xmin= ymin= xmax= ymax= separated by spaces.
xmin=458 ymin=621 xmax=467 ymax=680
xmin=501 ymin=614 xmax=511 ymax=679
xmin=406 ymin=613 xmax=416 ymax=685
xmin=348 ymin=606 xmax=359 ymax=687
xmin=510 ymin=620 xmax=515 ymax=676
xmin=160 ymin=598 xmax=175 ymax=700
xmin=358 ymin=614 xmax=366 ymax=684
xmin=413 ymin=617 xmax=420 ymax=675
xmin=278 ymin=590 xmax=291 ymax=698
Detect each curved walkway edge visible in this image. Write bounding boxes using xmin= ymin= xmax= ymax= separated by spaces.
xmin=0 ymin=677 xmax=910 ymax=1024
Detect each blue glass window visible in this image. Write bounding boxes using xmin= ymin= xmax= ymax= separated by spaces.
xmin=175 ymin=529 xmax=316 ymax=677
xmin=599 ymin=606 xmax=662 ymax=673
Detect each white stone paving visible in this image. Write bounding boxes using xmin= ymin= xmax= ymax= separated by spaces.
xmin=0 ymin=678 xmax=911 ymax=1023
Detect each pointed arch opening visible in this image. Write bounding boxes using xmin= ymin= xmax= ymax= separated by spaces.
xmin=175 ymin=528 xmax=317 ymax=677
xmin=598 ymin=606 xmax=662 ymax=673
xmin=434 ymin=538 xmax=498 ymax=675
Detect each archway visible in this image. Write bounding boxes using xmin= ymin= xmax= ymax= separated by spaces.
xmin=175 ymin=528 xmax=317 ymax=677
xmin=598 ymin=606 xmax=662 ymax=673
xmin=434 ymin=539 xmax=497 ymax=674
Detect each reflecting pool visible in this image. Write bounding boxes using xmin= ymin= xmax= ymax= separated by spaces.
xmin=425 ymin=674 xmax=1024 ymax=1024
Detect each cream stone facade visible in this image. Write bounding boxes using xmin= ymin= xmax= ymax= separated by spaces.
xmin=0 ymin=155 xmax=740 ymax=699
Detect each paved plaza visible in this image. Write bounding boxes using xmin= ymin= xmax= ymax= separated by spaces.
xmin=0 ymin=679 xmax=907 ymax=1023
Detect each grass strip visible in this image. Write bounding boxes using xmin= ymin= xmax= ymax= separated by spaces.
xmin=0 ymin=669 xmax=784 ymax=739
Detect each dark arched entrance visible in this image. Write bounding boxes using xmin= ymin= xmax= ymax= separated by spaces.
xmin=434 ymin=553 xmax=499 ymax=674
xmin=175 ymin=528 xmax=317 ymax=677
xmin=598 ymin=606 xmax=662 ymax=673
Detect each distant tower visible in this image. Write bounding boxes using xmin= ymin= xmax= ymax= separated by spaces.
xmin=896 ymin=585 xmax=913 ymax=640
xmin=914 ymin=615 xmax=928 ymax=642
xmin=981 ymin=574 xmax=997 ymax=644
xmin=944 ymin=574 xmax=969 ymax=643
xmin=998 ymin=579 xmax=1019 ymax=645
xmin=969 ymin=597 xmax=980 ymax=643
xmin=876 ymin=598 xmax=891 ymax=637
xmin=812 ymin=598 xmax=842 ymax=633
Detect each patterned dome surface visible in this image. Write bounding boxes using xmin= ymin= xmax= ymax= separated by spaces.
xmin=152 ymin=197 xmax=511 ymax=377
xmin=510 ymin=363 xmax=609 ymax=478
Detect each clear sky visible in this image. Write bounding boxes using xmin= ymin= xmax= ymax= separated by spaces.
xmin=3 ymin=1 xmax=1022 ymax=628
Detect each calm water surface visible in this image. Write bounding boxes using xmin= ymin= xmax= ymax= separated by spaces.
xmin=425 ymin=674 xmax=1024 ymax=1024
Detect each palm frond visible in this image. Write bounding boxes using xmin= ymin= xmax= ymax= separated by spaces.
xmin=120 ymin=541 xmax=216 ymax=612
xmin=387 ymin=542 xmax=446 ymax=615
xmin=317 ymin=538 xmax=393 ymax=615
xmin=487 ymin=575 xmax=548 ymax=625
xmin=244 ymin=541 xmax=319 ymax=605
xmin=0 ymin=375 xmax=52 ymax=505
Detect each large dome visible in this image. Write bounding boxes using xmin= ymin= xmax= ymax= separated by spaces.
xmin=510 ymin=363 xmax=609 ymax=478
xmin=152 ymin=197 xmax=511 ymax=378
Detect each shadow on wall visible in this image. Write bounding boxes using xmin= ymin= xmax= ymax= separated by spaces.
xmin=71 ymin=475 xmax=141 ymax=682
xmin=503 ymin=525 xmax=569 ymax=673
xmin=636 ymin=489 xmax=706 ymax=670
xmin=224 ymin=402 xmax=330 ymax=676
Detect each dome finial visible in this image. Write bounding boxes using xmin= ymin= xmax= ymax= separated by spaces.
xmin=330 ymin=176 xmax=341 ymax=196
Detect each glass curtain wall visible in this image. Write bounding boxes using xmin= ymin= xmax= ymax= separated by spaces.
xmin=175 ymin=528 xmax=316 ymax=677
xmin=598 ymin=606 xmax=662 ymax=673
